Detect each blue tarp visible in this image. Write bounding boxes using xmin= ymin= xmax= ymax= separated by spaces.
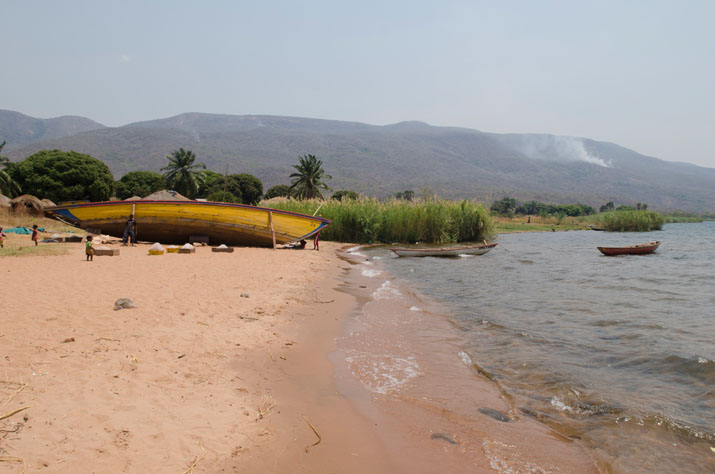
xmin=2 ymin=227 xmax=45 ymax=234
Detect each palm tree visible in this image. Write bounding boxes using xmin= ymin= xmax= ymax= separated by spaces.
xmin=161 ymin=148 xmax=206 ymax=198
xmin=0 ymin=141 xmax=21 ymax=197
xmin=289 ymin=154 xmax=332 ymax=200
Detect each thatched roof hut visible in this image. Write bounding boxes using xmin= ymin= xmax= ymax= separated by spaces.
xmin=143 ymin=190 xmax=191 ymax=201
xmin=10 ymin=194 xmax=44 ymax=215
xmin=0 ymin=193 xmax=11 ymax=208
xmin=41 ymin=198 xmax=56 ymax=208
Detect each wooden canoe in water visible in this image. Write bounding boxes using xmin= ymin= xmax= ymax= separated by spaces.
xmin=45 ymin=200 xmax=330 ymax=247
xmin=391 ymin=242 xmax=498 ymax=257
xmin=597 ymin=241 xmax=660 ymax=256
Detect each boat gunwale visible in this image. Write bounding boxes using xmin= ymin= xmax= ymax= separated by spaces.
xmin=45 ymin=200 xmax=332 ymax=224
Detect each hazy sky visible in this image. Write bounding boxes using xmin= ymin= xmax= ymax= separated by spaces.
xmin=2 ymin=1 xmax=714 ymax=168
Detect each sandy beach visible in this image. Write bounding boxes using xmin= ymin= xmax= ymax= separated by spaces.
xmin=1 ymin=236 xmax=600 ymax=473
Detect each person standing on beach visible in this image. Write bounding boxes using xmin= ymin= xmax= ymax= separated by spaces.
xmin=0 ymin=227 xmax=5 ymax=248
xmin=85 ymin=235 xmax=94 ymax=261
xmin=313 ymin=232 xmax=320 ymax=251
xmin=122 ymin=215 xmax=136 ymax=246
xmin=31 ymin=224 xmax=39 ymax=246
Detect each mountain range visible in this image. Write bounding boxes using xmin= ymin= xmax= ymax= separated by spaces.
xmin=2 ymin=109 xmax=714 ymax=213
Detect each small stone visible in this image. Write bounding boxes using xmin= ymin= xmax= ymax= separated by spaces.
xmin=114 ymin=298 xmax=137 ymax=311
xmin=478 ymin=407 xmax=510 ymax=422
xmin=240 ymin=293 xmax=250 ymax=298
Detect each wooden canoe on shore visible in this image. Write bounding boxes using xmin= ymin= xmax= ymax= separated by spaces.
xmin=45 ymin=200 xmax=330 ymax=247
xmin=391 ymin=242 xmax=498 ymax=257
xmin=597 ymin=241 xmax=660 ymax=256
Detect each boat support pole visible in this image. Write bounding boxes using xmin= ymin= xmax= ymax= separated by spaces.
xmin=269 ymin=211 xmax=277 ymax=249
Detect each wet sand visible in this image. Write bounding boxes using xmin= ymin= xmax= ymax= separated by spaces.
xmin=1 ymin=239 xmax=599 ymax=473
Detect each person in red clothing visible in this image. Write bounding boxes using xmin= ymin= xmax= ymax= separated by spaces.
xmin=31 ymin=224 xmax=39 ymax=246
xmin=313 ymin=232 xmax=320 ymax=251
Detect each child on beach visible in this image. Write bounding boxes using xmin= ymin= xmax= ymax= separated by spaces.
xmin=85 ymin=235 xmax=94 ymax=261
xmin=31 ymin=224 xmax=39 ymax=246
xmin=0 ymin=227 xmax=5 ymax=248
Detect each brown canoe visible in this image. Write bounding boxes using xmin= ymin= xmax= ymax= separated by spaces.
xmin=597 ymin=241 xmax=661 ymax=256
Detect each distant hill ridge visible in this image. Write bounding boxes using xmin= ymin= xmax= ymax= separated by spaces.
xmin=2 ymin=110 xmax=714 ymax=213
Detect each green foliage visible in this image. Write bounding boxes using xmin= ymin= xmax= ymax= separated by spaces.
xmin=1 ymin=141 xmax=22 ymax=197
xmin=490 ymin=197 xmax=517 ymax=217
xmin=161 ymin=148 xmax=206 ymax=198
xmin=203 ymin=174 xmax=244 ymax=203
xmin=515 ymin=200 xmax=594 ymax=216
xmin=592 ymin=210 xmax=664 ymax=232
xmin=331 ymin=190 xmax=358 ymax=201
xmin=198 ymin=171 xmax=262 ymax=205
xmin=394 ymin=190 xmax=415 ymax=201
xmin=115 ymin=170 xmax=164 ymax=199
xmin=9 ymin=149 xmax=113 ymax=202
xmin=289 ymin=154 xmax=332 ymax=200
xmin=268 ymin=197 xmax=494 ymax=244
xmin=264 ymin=184 xmax=292 ymax=199
xmin=207 ymin=189 xmax=241 ymax=203
xmin=234 ymin=173 xmax=263 ymax=205
xmin=616 ymin=205 xmax=636 ymax=211
xmin=599 ymin=201 xmax=615 ymax=212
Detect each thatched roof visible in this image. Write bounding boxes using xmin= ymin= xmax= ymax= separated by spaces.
xmin=41 ymin=198 xmax=56 ymax=208
xmin=143 ymin=190 xmax=192 ymax=201
xmin=124 ymin=195 xmax=142 ymax=201
xmin=10 ymin=194 xmax=44 ymax=214
xmin=0 ymin=194 xmax=11 ymax=208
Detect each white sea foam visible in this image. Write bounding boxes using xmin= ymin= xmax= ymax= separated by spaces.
xmin=550 ymin=396 xmax=574 ymax=413
xmin=372 ymin=280 xmax=401 ymax=300
xmin=409 ymin=306 xmax=422 ymax=312
xmin=361 ymin=268 xmax=382 ymax=278
xmin=347 ymin=246 xmax=367 ymax=258
xmin=458 ymin=351 xmax=473 ymax=366
xmin=345 ymin=353 xmax=421 ymax=394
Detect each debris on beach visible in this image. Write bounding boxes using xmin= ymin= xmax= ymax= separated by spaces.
xmin=478 ymin=407 xmax=510 ymax=422
xmin=430 ymin=433 xmax=458 ymax=445
xmin=240 ymin=293 xmax=250 ymax=298
xmin=113 ymin=298 xmax=137 ymax=311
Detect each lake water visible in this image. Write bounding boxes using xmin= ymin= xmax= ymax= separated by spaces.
xmin=348 ymin=222 xmax=714 ymax=473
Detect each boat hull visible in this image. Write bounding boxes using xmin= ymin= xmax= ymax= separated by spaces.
xmin=391 ymin=243 xmax=497 ymax=257
xmin=45 ymin=200 xmax=330 ymax=247
xmin=597 ymin=241 xmax=660 ymax=256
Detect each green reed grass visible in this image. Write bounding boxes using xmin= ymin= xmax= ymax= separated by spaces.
xmin=589 ymin=210 xmax=664 ymax=232
xmin=265 ymin=197 xmax=494 ymax=243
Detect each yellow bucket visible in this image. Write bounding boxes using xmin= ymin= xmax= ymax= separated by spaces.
xmin=166 ymin=246 xmax=179 ymax=253
xmin=148 ymin=249 xmax=164 ymax=255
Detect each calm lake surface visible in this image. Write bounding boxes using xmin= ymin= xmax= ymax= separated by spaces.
xmin=364 ymin=221 xmax=714 ymax=473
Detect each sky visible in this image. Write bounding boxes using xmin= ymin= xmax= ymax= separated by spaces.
xmin=2 ymin=0 xmax=714 ymax=168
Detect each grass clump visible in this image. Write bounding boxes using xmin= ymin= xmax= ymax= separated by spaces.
xmin=590 ymin=210 xmax=664 ymax=232
xmin=265 ymin=197 xmax=494 ymax=244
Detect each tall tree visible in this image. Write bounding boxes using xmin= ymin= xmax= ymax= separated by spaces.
xmin=9 ymin=149 xmax=113 ymax=202
xmin=161 ymin=148 xmax=206 ymax=198
xmin=0 ymin=141 xmax=21 ymax=197
xmin=289 ymin=154 xmax=332 ymax=200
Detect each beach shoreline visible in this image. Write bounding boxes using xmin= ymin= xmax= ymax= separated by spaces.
xmin=1 ymin=239 xmax=600 ymax=473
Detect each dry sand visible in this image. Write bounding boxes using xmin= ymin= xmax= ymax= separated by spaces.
xmin=1 ymin=238 xmax=599 ymax=473
xmin=0 ymin=241 xmax=391 ymax=473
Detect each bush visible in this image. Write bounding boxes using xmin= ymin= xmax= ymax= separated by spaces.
xmin=268 ymin=197 xmax=494 ymax=244
xmin=264 ymin=184 xmax=292 ymax=199
xmin=115 ymin=171 xmax=164 ymax=199
xmin=594 ymin=210 xmax=664 ymax=232
xmin=9 ymin=150 xmax=114 ymax=202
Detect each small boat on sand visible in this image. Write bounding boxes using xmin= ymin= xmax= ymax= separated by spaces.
xmin=597 ymin=241 xmax=660 ymax=256
xmin=391 ymin=242 xmax=498 ymax=258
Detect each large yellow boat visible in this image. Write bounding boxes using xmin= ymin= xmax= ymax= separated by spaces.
xmin=45 ymin=200 xmax=330 ymax=247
